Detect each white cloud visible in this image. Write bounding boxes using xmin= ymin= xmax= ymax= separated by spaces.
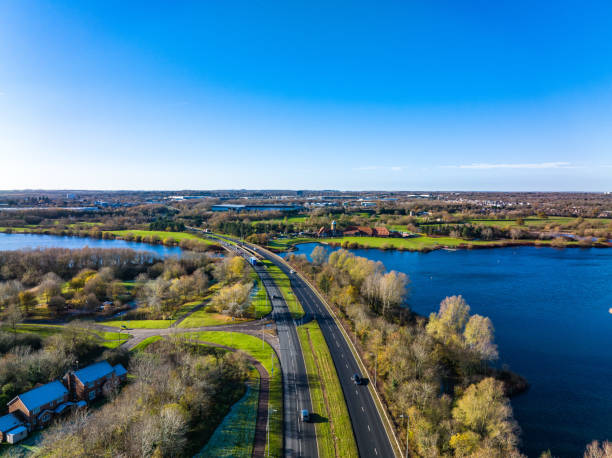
xmin=443 ymin=162 xmax=575 ymax=170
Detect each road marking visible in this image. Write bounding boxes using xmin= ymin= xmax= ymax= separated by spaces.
xmin=345 ymin=363 xmax=349 ymax=368
xmin=368 ymin=425 xmax=371 ymax=432
xmin=361 ymin=406 xmax=365 ymax=412
xmin=374 ymin=448 xmax=378 ymax=455
xmin=355 ymin=389 xmax=358 ymax=395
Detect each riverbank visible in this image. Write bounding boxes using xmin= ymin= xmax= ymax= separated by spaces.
xmin=0 ymin=227 xmax=222 ymax=252
xmin=271 ymin=234 xmax=611 ymax=253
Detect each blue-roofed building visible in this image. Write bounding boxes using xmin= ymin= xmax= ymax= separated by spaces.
xmin=0 ymin=413 xmax=23 ymax=441
xmin=64 ymin=360 xmax=126 ymax=402
xmin=113 ymin=363 xmax=128 ymax=382
xmin=8 ymin=381 xmax=69 ymax=429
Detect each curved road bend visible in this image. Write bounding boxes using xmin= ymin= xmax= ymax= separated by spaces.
xmin=253 ymin=246 xmax=398 ymax=458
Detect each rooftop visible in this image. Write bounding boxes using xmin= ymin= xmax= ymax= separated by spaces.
xmin=13 ymin=381 xmax=68 ymax=412
xmin=0 ymin=413 xmax=21 ymax=432
xmin=73 ymin=361 xmax=114 ymax=385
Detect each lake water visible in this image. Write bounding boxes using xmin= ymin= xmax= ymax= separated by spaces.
xmin=0 ymin=233 xmax=184 ymax=257
xmin=287 ymin=243 xmax=612 ymax=457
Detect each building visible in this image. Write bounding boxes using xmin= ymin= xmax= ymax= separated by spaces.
xmin=64 ymin=361 xmax=126 ymax=402
xmin=343 ymin=226 xmax=390 ymax=237
xmin=0 ymin=413 xmax=24 ymax=442
xmin=211 ymin=204 xmax=303 ymax=212
xmin=8 ymin=381 xmax=70 ymax=429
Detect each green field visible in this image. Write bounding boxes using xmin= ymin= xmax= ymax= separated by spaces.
xmin=103 ymin=319 xmax=175 ymax=329
xmin=105 ymin=230 xmax=216 ymax=244
xmin=267 ymin=237 xmax=317 ymax=250
xmin=262 ymin=260 xmax=304 ymax=319
xmin=9 ymin=324 xmax=131 ymax=348
xmin=196 ymin=369 xmax=259 ymax=457
xmin=251 ymin=272 xmax=272 ymax=318
xmin=297 ymin=321 xmax=358 ymax=458
xmin=251 ymin=216 xmax=309 ymax=226
xmin=185 ymin=331 xmax=282 ymax=457
xmin=131 ymin=335 xmax=164 ymax=352
xmin=178 ymin=308 xmax=250 ymax=328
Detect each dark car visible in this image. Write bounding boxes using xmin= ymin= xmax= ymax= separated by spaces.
xmin=351 ymin=374 xmax=364 ymax=385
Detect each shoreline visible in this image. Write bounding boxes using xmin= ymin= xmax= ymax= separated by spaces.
xmin=275 ymin=237 xmax=612 ymax=254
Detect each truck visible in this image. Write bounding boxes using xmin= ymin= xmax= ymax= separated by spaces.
xmin=249 ymin=256 xmax=260 ymax=266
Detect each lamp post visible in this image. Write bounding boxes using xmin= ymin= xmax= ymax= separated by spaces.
xmin=400 ymin=413 xmax=409 ymax=458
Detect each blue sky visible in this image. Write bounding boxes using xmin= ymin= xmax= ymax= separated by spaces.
xmin=1 ymin=1 xmax=612 ymax=191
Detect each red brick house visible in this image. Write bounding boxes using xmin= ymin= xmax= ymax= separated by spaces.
xmin=7 ymin=381 xmax=70 ymax=429
xmin=63 ymin=361 xmax=126 ymax=402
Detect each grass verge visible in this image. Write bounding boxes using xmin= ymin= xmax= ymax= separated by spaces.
xmin=131 ymin=336 xmax=164 ymax=352
xmin=262 ymin=260 xmax=304 ymax=319
xmin=184 ymin=331 xmax=282 ymax=457
xmin=196 ymin=368 xmax=259 ymax=457
xmin=103 ymin=319 xmax=174 ymax=329
xmin=297 ymin=321 xmax=358 ymax=458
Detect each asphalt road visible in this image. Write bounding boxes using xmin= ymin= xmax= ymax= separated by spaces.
xmin=253 ymin=246 xmax=397 ymax=458
xmin=233 ymin=243 xmax=318 ymax=458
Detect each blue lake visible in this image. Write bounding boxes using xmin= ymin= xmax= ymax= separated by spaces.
xmin=0 ymin=233 xmax=184 ymax=257
xmin=287 ymin=243 xmax=612 ymax=457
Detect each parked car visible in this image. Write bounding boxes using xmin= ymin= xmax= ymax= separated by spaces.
xmin=300 ymin=409 xmax=310 ymax=422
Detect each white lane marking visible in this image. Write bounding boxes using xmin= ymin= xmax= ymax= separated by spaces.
xmin=355 ymin=389 xmax=358 ymax=395
xmin=374 ymin=448 xmax=378 ymax=455
xmin=345 ymin=363 xmax=349 ymax=368
xmin=361 ymin=406 xmax=365 ymax=412
xmin=368 ymin=425 xmax=371 ymax=432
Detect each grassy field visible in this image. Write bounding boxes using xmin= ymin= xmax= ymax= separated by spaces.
xmin=103 ymin=319 xmax=175 ymax=329
xmin=297 ymin=321 xmax=358 ymax=458
xmin=251 ymin=216 xmax=309 ymax=226
xmin=251 ymin=272 xmax=272 ymax=318
xmin=196 ymin=369 xmax=259 ymax=457
xmin=267 ymin=237 xmax=317 ymax=251
xmin=9 ymin=324 xmax=131 ymax=348
xmin=262 ymin=260 xmax=304 ymax=319
xmin=184 ymin=331 xmax=282 ymax=457
xmin=178 ymin=308 xmax=250 ymax=328
xmin=131 ymin=335 xmax=164 ymax=352
xmin=104 ymin=230 xmax=216 ymax=244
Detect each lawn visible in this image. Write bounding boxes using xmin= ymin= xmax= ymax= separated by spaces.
xmin=10 ymin=324 xmax=131 ymax=348
xmin=251 ymin=272 xmax=272 ymax=318
xmin=12 ymin=323 xmax=64 ymax=337
xmin=104 ymin=230 xmax=216 ymax=244
xmin=131 ymin=335 xmax=164 ymax=352
xmin=178 ymin=308 xmax=250 ymax=328
xmin=262 ymin=260 xmax=304 ymax=319
xmin=196 ymin=369 xmax=259 ymax=457
xmin=267 ymin=237 xmax=317 ymax=251
xmin=251 ymin=216 xmax=309 ymax=226
xmin=297 ymin=321 xmax=357 ymax=458
xmin=184 ymin=331 xmax=282 ymax=458
xmin=103 ymin=319 xmax=175 ymax=329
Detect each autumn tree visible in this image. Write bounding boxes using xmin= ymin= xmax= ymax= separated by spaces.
xmin=451 ymin=378 xmax=519 ymax=454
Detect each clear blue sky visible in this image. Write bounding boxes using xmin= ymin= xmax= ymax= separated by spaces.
xmin=1 ymin=1 xmax=612 ymax=191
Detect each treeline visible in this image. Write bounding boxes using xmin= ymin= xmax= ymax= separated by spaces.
xmin=0 ymin=248 xmax=158 ymax=285
xmin=38 ymin=338 xmax=250 ymax=457
xmin=0 ymin=322 xmax=128 ymax=409
xmin=287 ymin=248 xmax=525 ymax=457
xmin=149 ymin=216 xmax=185 ymax=232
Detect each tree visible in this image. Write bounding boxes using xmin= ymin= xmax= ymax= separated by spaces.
xmin=584 ymin=440 xmax=612 ymax=458
xmin=311 ymin=246 xmax=328 ymax=266
xmin=378 ymin=271 xmax=409 ymax=316
xmin=4 ymin=302 xmax=23 ymax=343
xmin=18 ymin=290 xmax=37 ymax=315
xmin=39 ymin=272 xmax=62 ymax=304
xmin=426 ymin=295 xmax=470 ymax=344
xmin=452 ymin=378 xmax=519 ymax=451
xmin=464 ymin=314 xmax=499 ymax=362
